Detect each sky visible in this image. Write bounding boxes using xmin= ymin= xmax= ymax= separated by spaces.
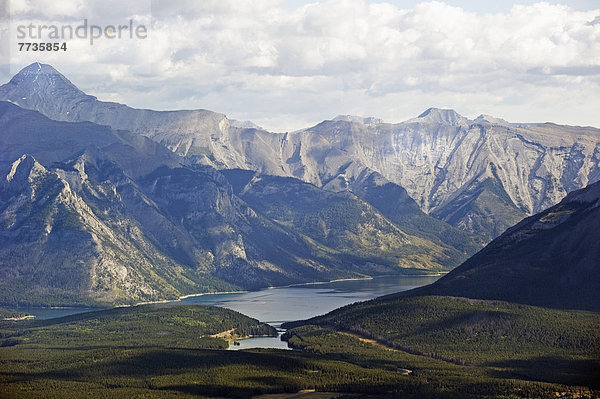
xmin=1 ymin=0 xmax=599 ymax=132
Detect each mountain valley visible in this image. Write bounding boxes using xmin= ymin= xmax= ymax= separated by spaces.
xmin=1 ymin=63 xmax=600 ymax=306
xmin=0 ymin=62 xmax=599 ymax=399
xmin=0 ymin=99 xmax=464 ymax=306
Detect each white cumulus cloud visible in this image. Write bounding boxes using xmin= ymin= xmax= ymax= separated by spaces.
xmin=2 ymin=0 xmax=600 ymax=131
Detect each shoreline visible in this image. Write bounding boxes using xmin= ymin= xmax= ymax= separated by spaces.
xmin=264 ymin=271 xmax=446 ymax=290
xmin=178 ymin=290 xmax=249 ymax=300
xmin=130 ymin=290 xmax=251 ymax=307
xmin=1 ymin=272 xmax=444 ymax=313
xmin=270 ymin=276 xmax=373 ymax=289
xmin=2 ymin=315 xmax=36 ymax=321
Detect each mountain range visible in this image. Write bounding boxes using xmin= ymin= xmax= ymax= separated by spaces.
xmin=1 ymin=62 xmax=599 ymax=306
xmin=3 ymin=63 xmax=599 ymax=242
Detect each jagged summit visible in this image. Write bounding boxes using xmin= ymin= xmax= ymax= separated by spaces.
xmin=411 ymin=107 xmax=467 ymax=126
xmin=3 ymin=154 xmax=45 ymax=186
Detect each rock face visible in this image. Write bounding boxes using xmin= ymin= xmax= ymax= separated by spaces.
xmin=0 ymin=102 xmax=467 ymax=306
xmin=409 ymin=180 xmax=600 ymax=311
xmin=278 ymin=115 xmax=600 ymax=240
xmin=0 ymin=153 xmax=192 ymax=305
xmin=0 ymin=102 xmax=232 ymax=305
xmin=3 ymin=64 xmax=599 ymax=241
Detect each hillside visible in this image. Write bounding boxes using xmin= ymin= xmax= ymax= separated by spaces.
xmin=222 ymin=169 xmax=479 ymax=271
xmin=0 ymin=304 xmax=276 ymax=349
xmin=406 ymin=181 xmax=600 ymax=311
xmin=1 ymin=301 xmax=597 ymax=398
xmin=282 ymin=296 xmax=600 ymax=389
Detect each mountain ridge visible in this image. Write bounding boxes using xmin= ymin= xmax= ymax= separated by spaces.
xmin=2 ymin=63 xmax=600 ymax=306
xmin=3 ymin=63 xmax=599 ymax=241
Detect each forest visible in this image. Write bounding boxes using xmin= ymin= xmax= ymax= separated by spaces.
xmin=1 ymin=299 xmax=598 ymax=398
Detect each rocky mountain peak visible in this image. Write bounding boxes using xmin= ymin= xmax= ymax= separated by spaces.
xmin=6 ymin=62 xmax=83 ymax=97
xmin=0 ymin=63 xmax=90 ymax=122
xmin=473 ymin=114 xmax=511 ymax=126
xmin=12 ymin=62 xmax=58 ymax=76
xmin=1 ymin=154 xmax=50 ymax=201
xmin=0 ymin=63 xmax=235 ymax=162
xmin=229 ymin=120 xmax=264 ymax=130
xmin=4 ymin=154 xmax=46 ymax=184
xmin=411 ymin=107 xmax=467 ymax=126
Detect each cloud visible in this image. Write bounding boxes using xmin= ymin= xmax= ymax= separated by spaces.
xmin=2 ymin=0 xmax=600 ymax=131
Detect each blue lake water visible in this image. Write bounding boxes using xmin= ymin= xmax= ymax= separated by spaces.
xmin=174 ymin=274 xmax=441 ymax=350
xmin=12 ymin=274 xmax=440 ymax=349
xmin=176 ymin=275 xmax=440 ymax=326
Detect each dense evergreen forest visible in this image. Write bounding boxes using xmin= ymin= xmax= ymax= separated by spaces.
xmin=283 ymin=296 xmax=600 ymax=393
xmin=1 ymin=300 xmax=598 ymax=398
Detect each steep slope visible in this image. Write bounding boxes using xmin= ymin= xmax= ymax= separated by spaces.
xmin=223 ymin=169 xmax=465 ymax=271
xmin=0 ymin=62 xmax=245 ymax=166
xmin=286 ymin=115 xmax=600 ymax=240
xmin=347 ymin=171 xmax=485 ymax=255
xmin=0 ymin=154 xmax=216 ymax=306
xmin=0 ymin=100 xmax=183 ymax=177
xmin=0 ymin=104 xmax=329 ymax=304
xmin=405 ymin=181 xmax=600 ymax=311
xmin=226 ymin=114 xmax=599 ymax=240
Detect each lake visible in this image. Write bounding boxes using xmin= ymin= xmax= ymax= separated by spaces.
xmin=12 ymin=274 xmax=440 ymax=349
xmin=175 ymin=274 xmax=440 ymax=350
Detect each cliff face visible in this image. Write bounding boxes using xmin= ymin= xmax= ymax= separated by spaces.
xmin=3 ymin=64 xmax=598 ymax=240
xmin=0 ymin=154 xmax=191 ymax=305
